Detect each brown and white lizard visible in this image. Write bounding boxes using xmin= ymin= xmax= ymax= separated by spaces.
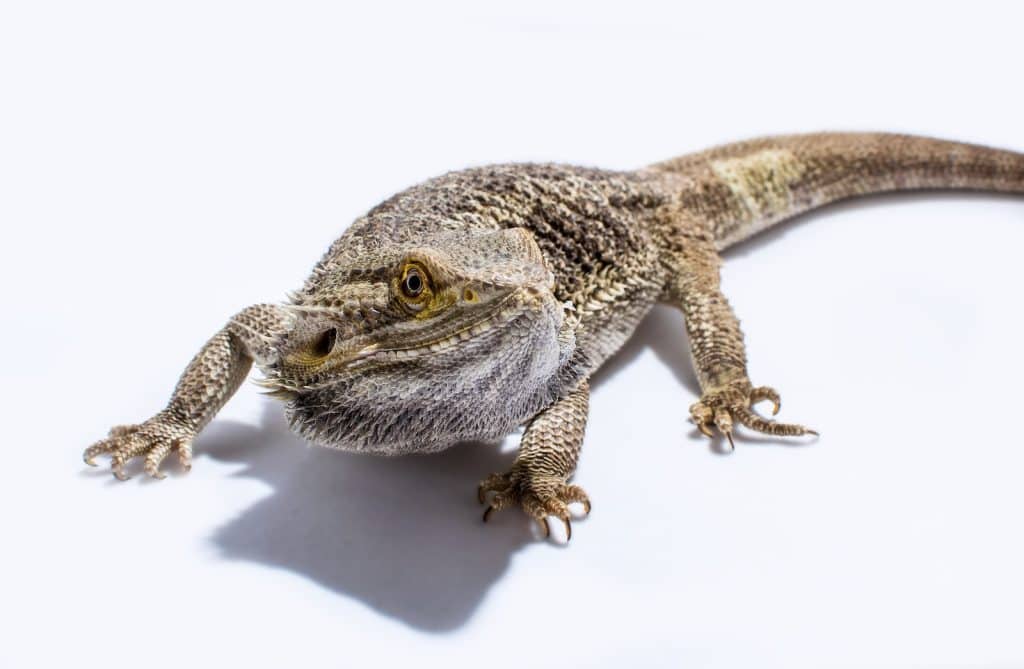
xmin=82 ymin=132 xmax=1024 ymax=539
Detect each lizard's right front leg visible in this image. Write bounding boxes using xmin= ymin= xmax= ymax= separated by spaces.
xmin=666 ymin=233 xmax=817 ymax=449
xmin=82 ymin=304 xmax=293 ymax=480
xmin=477 ymin=380 xmax=592 ymax=541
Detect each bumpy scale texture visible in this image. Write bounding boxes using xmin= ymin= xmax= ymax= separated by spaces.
xmin=84 ymin=132 xmax=1024 ymax=539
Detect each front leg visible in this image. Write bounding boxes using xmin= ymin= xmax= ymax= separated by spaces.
xmin=478 ymin=380 xmax=591 ymax=541
xmin=667 ymin=234 xmax=816 ymax=448
xmin=82 ymin=304 xmax=293 ymax=479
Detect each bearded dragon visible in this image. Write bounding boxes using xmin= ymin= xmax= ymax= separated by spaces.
xmin=82 ymin=132 xmax=1024 ymax=540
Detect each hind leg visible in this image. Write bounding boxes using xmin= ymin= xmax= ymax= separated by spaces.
xmin=665 ymin=232 xmax=816 ymax=449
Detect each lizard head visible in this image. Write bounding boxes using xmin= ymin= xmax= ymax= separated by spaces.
xmin=260 ymin=227 xmax=578 ymax=454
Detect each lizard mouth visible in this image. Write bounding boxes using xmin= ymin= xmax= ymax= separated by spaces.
xmin=344 ymin=291 xmax=533 ymax=368
xmin=339 ymin=284 xmax=548 ymax=368
xmin=262 ymin=287 xmax=554 ymax=395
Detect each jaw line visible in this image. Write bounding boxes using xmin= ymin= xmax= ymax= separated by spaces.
xmin=351 ymin=291 xmax=534 ymax=362
xmin=289 ymin=287 xmax=550 ymax=393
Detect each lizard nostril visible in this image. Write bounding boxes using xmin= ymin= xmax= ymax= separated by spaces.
xmin=312 ymin=328 xmax=337 ymax=357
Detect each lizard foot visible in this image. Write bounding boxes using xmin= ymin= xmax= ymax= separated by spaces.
xmin=478 ymin=469 xmax=591 ymax=541
xmin=689 ymin=380 xmax=817 ymax=451
xmin=83 ymin=412 xmax=195 ymax=480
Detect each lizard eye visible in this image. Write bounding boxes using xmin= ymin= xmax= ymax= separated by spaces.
xmin=402 ymin=267 xmax=425 ymax=298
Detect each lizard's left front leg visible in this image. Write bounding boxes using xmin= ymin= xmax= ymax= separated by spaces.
xmin=478 ymin=381 xmax=591 ymax=541
xmin=667 ymin=234 xmax=817 ymax=449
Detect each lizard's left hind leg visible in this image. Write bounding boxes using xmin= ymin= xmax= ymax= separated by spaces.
xmin=664 ymin=231 xmax=816 ymax=448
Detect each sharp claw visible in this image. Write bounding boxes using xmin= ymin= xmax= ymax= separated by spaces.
xmin=713 ymin=408 xmax=735 ymax=452
xmin=84 ymin=454 xmax=97 ymax=467
xmin=477 ymin=485 xmax=486 ymax=505
xmin=806 ymin=429 xmax=820 ymax=436
xmin=479 ymin=478 xmax=590 ymax=541
xmin=147 ymin=469 xmax=167 ymax=480
xmin=112 ymin=467 xmax=130 ymax=481
xmin=751 ymin=386 xmax=782 ymax=415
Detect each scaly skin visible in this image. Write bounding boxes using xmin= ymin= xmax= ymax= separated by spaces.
xmin=83 ymin=132 xmax=1024 ymax=540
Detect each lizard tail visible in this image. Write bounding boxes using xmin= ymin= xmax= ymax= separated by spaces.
xmin=648 ymin=132 xmax=1024 ymax=251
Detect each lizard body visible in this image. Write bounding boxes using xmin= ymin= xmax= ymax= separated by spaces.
xmin=83 ymin=132 xmax=1024 ymax=539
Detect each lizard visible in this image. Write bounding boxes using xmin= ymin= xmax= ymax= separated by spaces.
xmin=82 ymin=132 xmax=1024 ymax=540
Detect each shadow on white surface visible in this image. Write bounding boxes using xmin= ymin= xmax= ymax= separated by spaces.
xmin=591 ymin=304 xmax=701 ymax=397
xmin=200 ymin=281 xmax=841 ymax=631
xmin=204 ymin=407 xmax=531 ymax=632
xmin=591 ymin=305 xmax=765 ymax=454
xmin=197 ymin=199 xmax=926 ymax=630
xmin=196 ymin=306 xmax=707 ymax=632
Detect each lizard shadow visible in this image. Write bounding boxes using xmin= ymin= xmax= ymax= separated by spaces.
xmin=205 ymin=405 xmax=531 ymax=633
xmin=207 ymin=243 xmax=864 ymax=631
xmin=203 ymin=305 xmax=706 ymax=633
xmin=591 ymin=304 xmax=701 ymax=395
xmin=602 ymin=191 xmax=1024 ymax=395
xmin=591 ymin=305 xmax=745 ymax=452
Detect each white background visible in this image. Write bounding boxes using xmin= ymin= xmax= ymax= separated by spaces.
xmin=2 ymin=2 xmax=1022 ymax=667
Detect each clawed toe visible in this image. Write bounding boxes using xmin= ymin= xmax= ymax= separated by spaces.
xmin=478 ymin=471 xmax=591 ymax=542
xmin=690 ymin=382 xmax=817 ymax=449
xmin=563 ymin=484 xmax=591 ymax=514
xmin=713 ymin=407 xmax=735 ymax=451
xmin=83 ymin=442 xmax=108 ymax=467
xmin=143 ymin=440 xmax=177 ymax=480
xmin=477 ymin=473 xmax=508 ymax=504
xmin=81 ymin=414 xmax=194 ymax=480
xmin=750 ymin=386 xmax=781 ymax=415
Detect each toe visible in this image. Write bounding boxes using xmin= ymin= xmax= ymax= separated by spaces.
xmin=563 ymin=484 xmax=591 ymax=515
xmin=734 ymin=407 xmax=817 ymax=438
xmin=713 ymin=408 xmax=735 ymax=451
xmin=143 ymin=440 xmax=175 ymax=480
xmin=538 ymin=498 xmax=573 ymax=542
xmin=523 ymin=499 xmax=557 ymax=539
xmin=477 ymin=472 xmax=510 ymax=503
xmin=176 ymin=440 xmax=193 ymax=473
xmin=490 ymin=490 xmax=515 ymax=512
xmin=83 ymin=439 xmax=114 ymax=466
xmin=110 ymin=436 xmax=149 ymax=480
xmin=692 ymin=412 xmax=715 ymax=438
xmin=479 ymin=473 xmax=590 ymax=542
xmin=690 ymin=402 xmax=714 ymax=436
xmin=750 ymin=386 xmax=781 ymax=415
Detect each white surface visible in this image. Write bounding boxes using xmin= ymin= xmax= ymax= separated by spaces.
xmin=2 ymin=2 xmax=1022 ymax=667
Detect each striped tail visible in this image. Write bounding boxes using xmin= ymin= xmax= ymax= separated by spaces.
xmin=649 ymin=132 xmax=1024 ymax=250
